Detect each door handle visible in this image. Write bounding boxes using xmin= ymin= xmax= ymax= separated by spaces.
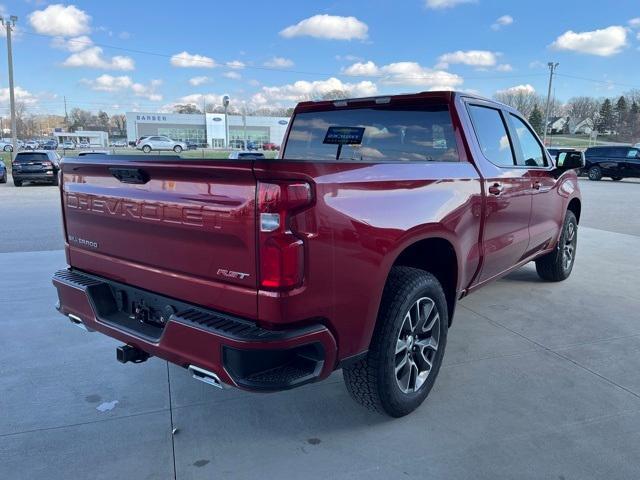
xmin=488 ymin=183 xmax=503 ymax=195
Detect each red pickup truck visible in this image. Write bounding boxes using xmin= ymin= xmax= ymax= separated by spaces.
xmin=53 ymin=91 xmax=583 ymax=417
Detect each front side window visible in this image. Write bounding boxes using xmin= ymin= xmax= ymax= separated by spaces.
xmin=467 ymin=105 xmax=515 ymax=167
xmin=283 ymin=105 xmax=460 ymax=162
xmin=626 ymin=148 xmax=640 ymax=158
xmin=509 ymin=114 xmax=547 ymax=167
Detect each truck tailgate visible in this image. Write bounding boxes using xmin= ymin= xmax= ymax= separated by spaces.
xmin=61 ymin=156 xmax=258 ymax=318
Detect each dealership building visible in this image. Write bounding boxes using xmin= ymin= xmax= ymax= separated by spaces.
xmin=126 ymin=112 xmax=290 ymax=148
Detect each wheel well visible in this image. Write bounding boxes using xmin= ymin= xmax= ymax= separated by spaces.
xmin=567 ymin=198 xmax=581 ymax=223
xmin=392 ymin=238 xmax=458 ymax=325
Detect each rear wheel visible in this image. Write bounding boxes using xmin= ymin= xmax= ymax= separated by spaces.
xmin=173 ymin=145 xmax=183 ymax=153
xmin=588 ymin=166 xmax=602 ymax=181
xmin=52 ymin=174 xmax=59 ymax=186
xmin=0 ymin=172 xmax=6 ymax=183
xmin=535 ymin=210 xmax=577 ymax=282
xmin=611 ymin=177 xmax=623 ymax=181
xmin=13 ymin=178 xmax=22 ymax=187
xmin=343 ymin=267 xmax=448 ymax=417
xmin=3 ymin=145 xmax=12 ymax=152
xmin=142 ymin=145 xmax=151 ymax=153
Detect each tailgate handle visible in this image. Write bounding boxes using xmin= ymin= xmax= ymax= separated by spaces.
xmin=109 ymin=167 xmax=150 ymax=184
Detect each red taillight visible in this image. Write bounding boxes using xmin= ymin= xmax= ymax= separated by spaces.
xmin=257 ymin=181 xmax=312 ymax=290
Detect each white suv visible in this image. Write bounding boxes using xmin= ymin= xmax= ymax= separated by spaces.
xmin=137 ymin=136 xmax=187 ymax=153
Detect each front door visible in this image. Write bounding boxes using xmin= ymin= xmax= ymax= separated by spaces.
xmin=507 ymin=113 xmax=564 ymax=254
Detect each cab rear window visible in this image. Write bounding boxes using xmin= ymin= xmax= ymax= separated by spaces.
xmin=283 ymin=106 xmax=459 ymax=162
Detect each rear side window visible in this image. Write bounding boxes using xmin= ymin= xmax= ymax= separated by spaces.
xmin=283 ymin=106 xmax=460 ymax=162
xmin=467 ymin=105 xmax=515 ymax=167
xmin=15 ymin=153 xmax=48 ymax=163
xmin=509 ymin=114 xmax=547 ymax=167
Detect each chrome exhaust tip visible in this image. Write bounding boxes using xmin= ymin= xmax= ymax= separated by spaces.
xmin=68 ymin=314 xmax=93 ymax=332
xmin=188 ymin=365 xmax=223 ymax=389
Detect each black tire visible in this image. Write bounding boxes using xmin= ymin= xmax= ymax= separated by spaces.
xmin=587 ymin=166 xmax=602 ymax=181
xmin=611 ymin=177 xmax=623 ymax=181
xmin=13 ymin=178 xmax=22 ymax=187
xmin=142 ymin=145 xmax=151 ymax=153
xmin=3 ymin=145 xmax=12 ymax=152
xmin=0 ymin=173 xmax=6 ymax=183
xmin=173 ymin=145 xmax=183 ymax=153
xmin=343 ymin=267 xmax=448 ymax=417
xmin=535 ymin=210 xmax=578 ymax=282
xmin=52 ymin=173 xmax=59 ymax=186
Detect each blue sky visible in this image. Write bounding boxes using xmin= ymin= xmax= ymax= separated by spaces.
xmin=1 ymin=0 xmax=640 ymax=115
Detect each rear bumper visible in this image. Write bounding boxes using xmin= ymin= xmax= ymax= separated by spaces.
xmin=13 ymin=172 xmax=55 ymax=181
xmin=52 ymin=269 xmax=337 ymax=392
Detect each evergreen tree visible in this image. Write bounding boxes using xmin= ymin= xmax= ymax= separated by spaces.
xmin=629 ymin=102 xmax=640 ymax=139
xmin=597 ymin=99 xmax=615 ymax=133
xmin=528 ymin=104 xmax=543 ymax=135
xmin=615 ymin=96 xmax=628 ymax=136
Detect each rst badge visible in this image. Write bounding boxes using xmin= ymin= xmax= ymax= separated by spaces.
xmin=216 ymin=269 xmax=250 ymax=280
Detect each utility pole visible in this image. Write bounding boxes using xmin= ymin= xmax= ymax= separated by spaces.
xmin=64 ymin=96 xmax=69 ymax=130
xmin=2 ymin=15 xmax=18 ymax=161
xmin=543 ymin=62 xmax=559 ymax=146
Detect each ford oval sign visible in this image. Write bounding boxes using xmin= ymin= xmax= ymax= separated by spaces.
xmin=212 ymin=117 xmax=222 ymax=122
xmin=278 ymin=120 xmax=288 ymax=125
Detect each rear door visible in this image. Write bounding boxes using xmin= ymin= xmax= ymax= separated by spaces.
xmin=61 ymin=157 xmax=259 ymax=317
xmin=624 ymin=148 xmax=640 ymax=177
xmin=466 ymin=102 xmax=532 ymax=282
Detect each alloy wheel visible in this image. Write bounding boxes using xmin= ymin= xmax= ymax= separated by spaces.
xmin=563 ymin=221 xmax=577 ymax=271
xmin=395 ymin=297 xmax=440 ymax=394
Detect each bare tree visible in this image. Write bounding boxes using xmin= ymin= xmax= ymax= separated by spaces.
xmin=565 ymin=96 xmax=600 ymax=122
xmin=493 ymin=90 xmax=542 ymax=117
xmin=110 ymin=114 xmax=127 ymax=136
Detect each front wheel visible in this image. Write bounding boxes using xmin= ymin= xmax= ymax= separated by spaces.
xmin=535 ymin=210 xmax=578 ymax=282
xmin=3 ymin=145 xmax=12 ymax=152
xmin=13 ymin=178 xmax=22 ymax=187
xmin=173 ymin=145 xmax=183 ymax=153
xmin=142 ymin=145 xmax=151 ymax=153
xmin=343 ymin=267 xmax=448 ymax=417
xmin=588 ymin=166 xmax=602 ymax=181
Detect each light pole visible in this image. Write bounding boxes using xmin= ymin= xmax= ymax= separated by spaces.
xmin=543 ymin=62 xmax=559 ymax=146
xmin=222 ymin=95 xmax=230 ymax=149
xmin=1 ymin=15 xmax=18 ymax=160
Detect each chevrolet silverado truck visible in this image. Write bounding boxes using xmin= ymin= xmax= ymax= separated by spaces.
xmin=52 ymin=91 xmax=583 ymax=417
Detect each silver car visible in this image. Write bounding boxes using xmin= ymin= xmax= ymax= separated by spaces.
xmin=137 ymin=136 xmax=187 ymax=153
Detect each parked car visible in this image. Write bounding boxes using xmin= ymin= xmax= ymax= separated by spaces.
xmin=548 ymin=148 xmax=585 ymax=174
xmin=136 ymin=135 xmax=187 ymax=153
xmin=246 ymin=141 xmax=259 ymax=151
xmin=186 ymin=141 xmax=199 ymax=150
xmin=584 ymin=145 xmax=640 ymax=181
xmin=227 ymin=151 xmax=266 ymax=159
xmin=0 ymin=160 xmax=6 ymax=183
xmin=24 ymin=140 xmax=39 ymax=150
xmin=12 ymin=150 xmax=61 ymax=186
xmin=0 ymin=140 xmax=14 ymax=152
xmin=52 ymin=91 xmax=583 ymax=417
xmin=61 ymin=140 xmax=76 ymax=150
xmin=41 ymin=140 xmax=58 ymax=150
xmin=78 ymin=140 xmax=91 ymax=149
xmin=135 ymin=136 xmax=150 ymax=147
xmin=262 ymin=142 xmax=279 ymax=151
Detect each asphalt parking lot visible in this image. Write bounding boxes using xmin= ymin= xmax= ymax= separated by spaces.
xmin=1 ymin=176 xmax=640 ymax=479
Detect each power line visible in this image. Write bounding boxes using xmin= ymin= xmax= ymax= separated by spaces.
xmin=20 ymin=29 xmax=548 ymax=83
xmin=555 ymin=73 xmax=640 ymax=91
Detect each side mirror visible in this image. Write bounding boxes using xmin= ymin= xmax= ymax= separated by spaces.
xmin=557 ymin=151 xmax=585 ymax=171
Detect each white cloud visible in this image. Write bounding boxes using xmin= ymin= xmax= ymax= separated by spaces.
xmin=251 ymin=77 xmax=377 ymax=105
xmin=425 ymin=0 xmax=476 ymax=9
xmin=223 ymin=71 xmax=242 ymax=80
xmin=28 ymin=4 xmax=91 ymax=37
xmin=63 ymin=46 xmax=135 ymax=70
xmin=496 ymin=84 xmax=535 ymax=95
xmin=189 ymin=76 xmax=210 ymax=86
xmin=264 ymin=57 xmax=294 ymax=68
xmin=0 ymin=86 xmax=39 ymax=106
xmin=436 ymin=50 xmax=499 ymax=69
xmin=496 ymin=64 xmax=513 ymax=72
xmin=629 ymin=18 xmax=640 ymax=28
xmin=491 ymin=15 xmax=513 ymax=30
xmin=225 ymin=60 xmax=245 ymax=69
xmin=174 ymin=93 xmax=227 ymax=109
xmin=342 ymin=61 xmax=463 ymax=89
xmin=551 ymin=26 xmax=627 ymax=56
xmin=529 ymin=60 xmax=546 ymax=69
xmin=81 ymin=75 xmax=162 ymax=101
xmin=170 ymin=51 xmax=216 ymax=68
xmin=280 ymin=15 xmax=368 ymax=40
xmin=51 ymin=35 xmax=93 ymax=52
